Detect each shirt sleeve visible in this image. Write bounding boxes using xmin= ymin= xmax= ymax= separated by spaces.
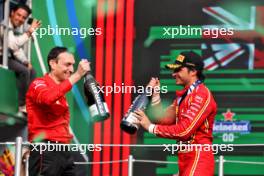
xmin=8 ymin=30 xmax=29 ymax=49
xmin=153 ymin=88 xmax=212 ymax=140
xmin=153 ymin=101 xmax=177 ymax=125
xmin=28 ymin=79 xmax=72 ymax=106
xmin=8 ymin=30 xmax=29 ymax=63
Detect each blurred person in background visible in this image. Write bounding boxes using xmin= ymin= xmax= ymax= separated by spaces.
xmin=0 ymin=3 xmax=41 ymax=114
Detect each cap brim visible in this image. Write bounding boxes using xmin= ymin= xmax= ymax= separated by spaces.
xmin=165 ymin=63 xmax=182 ymax=70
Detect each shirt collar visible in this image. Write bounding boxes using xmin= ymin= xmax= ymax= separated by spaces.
xmin=175 ymin=80 xmax=202 ymax=97
xmin=44 ymin=73 xmax=58 ymax=86
xmin=9 ymin=20 xmax=14 ymax=29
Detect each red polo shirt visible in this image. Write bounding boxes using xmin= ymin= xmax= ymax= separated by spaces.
xmin=26 ymin=74 xmax=73 ymax=143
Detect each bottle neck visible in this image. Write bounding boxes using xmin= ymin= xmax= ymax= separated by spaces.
xmin=84 ymin=71 xmax=93 ymax=81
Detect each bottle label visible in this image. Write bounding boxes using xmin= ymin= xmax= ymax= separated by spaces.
xmin=89 ymin=103 xmax=109 ymax=117
xmin=103 ymin=102 xmax=109 ymax=113
xmin=89 ymin=104 xmax=99 ymax=117
xmin=126 ymin=113 xmax=139 ymax=127
xmin=90 ymin=82 xmax=106 ymax=114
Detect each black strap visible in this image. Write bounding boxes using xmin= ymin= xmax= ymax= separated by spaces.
xmin=178 ymin=90 xmax=188 ymax=106
xmin=178 ymin=80 xmax=202 ymax=106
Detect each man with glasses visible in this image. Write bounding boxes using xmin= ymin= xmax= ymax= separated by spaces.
xmin=134 ymin=51 xmax=217 ymax=176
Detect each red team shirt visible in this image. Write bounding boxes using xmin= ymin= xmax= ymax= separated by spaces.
xmin=26 ymin=74 xmax=73 ymax=143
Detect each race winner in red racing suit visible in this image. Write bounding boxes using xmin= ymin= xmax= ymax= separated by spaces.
xmin=134 ymin=51 xmax=217 ymax=176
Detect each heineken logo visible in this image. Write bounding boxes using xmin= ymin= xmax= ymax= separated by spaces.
xmin=213 ymin=109 xmax=251 ymax=142
xmin=213 ymin=121 xmax=251 ymax=133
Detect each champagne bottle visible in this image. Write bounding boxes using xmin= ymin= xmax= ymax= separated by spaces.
xmin=120 ymin=92 xmax=150 ymax=134
xmin=84 ymin=73 xmax=110 ymax=122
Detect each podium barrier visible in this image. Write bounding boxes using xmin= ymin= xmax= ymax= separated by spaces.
xmin=0 ymin=137 xmax=264 ymax=176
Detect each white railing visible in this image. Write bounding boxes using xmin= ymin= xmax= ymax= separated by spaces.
xmin=14 ymin=137 xmax=23 ymax=176
xmin=1 ymin=0 xmax=10 ymax=69
xmin=1 ymin=137 xmax=263 ymax=176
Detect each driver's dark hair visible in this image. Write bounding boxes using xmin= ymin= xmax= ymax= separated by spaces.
xmin=197 ymin=70 xmax=205 ymax=81
xmin=187 ymin=66 xmax=206 ymax=82
xmin=47 ymin=46 xmax=68 ymax=71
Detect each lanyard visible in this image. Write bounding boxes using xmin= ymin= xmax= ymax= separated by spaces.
xmin=177 ymin=80 xmax=202 ymax=106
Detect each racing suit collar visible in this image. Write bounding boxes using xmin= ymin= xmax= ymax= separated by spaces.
xmin=175 ymin=80 xmax=202 ymax=97
xmin=176 ymin=86 xmax=189 ymax=97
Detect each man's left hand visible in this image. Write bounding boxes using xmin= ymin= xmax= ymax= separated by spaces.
xmin=28 ymin=63 xmax=33 ymax=70
xmin=29 ymin=19 xmax=42 ymax=33
xmin=134 ymin=109 xmax=152 ymax=131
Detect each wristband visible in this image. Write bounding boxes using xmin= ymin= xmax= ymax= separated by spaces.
xmin=151 ymin=94 xmax=161 ymax=106
xmin=148 ymin=124 xmax=155 ymax=134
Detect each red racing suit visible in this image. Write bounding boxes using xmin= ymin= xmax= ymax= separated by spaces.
xmin=151 ymin=83 xmax=217 ymax=176
xmin=26 ymin=74 xmax=73 ymax=143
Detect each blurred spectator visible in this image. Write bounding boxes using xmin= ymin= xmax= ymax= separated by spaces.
xmin=0 ymin=3 xmax=41 ymax=114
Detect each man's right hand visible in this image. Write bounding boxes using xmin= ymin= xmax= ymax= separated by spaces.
xmin=69 ymin=59 xmax=90 ymax=85
xmin=76 ymin=59 xmax=91 ymax=77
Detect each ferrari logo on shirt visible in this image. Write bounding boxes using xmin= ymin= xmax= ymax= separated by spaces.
xmin=33 ymin=80 xmax=47 ymax=90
